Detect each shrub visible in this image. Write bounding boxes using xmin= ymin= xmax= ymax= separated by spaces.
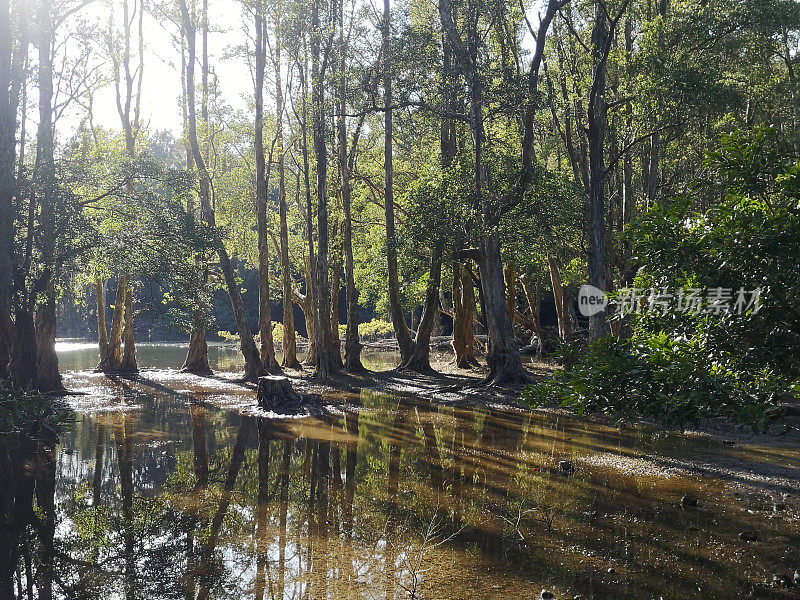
xmin=0 ymin=384 xmax=73 ymax=443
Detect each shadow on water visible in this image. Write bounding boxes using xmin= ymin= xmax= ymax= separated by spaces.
xmin=2 ymin=344 xmax=799 ymax=599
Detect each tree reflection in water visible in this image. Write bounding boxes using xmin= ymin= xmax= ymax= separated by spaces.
xmin=1 ymin=388 xmax=799 ymax=599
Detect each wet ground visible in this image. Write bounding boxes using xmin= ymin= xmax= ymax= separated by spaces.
xmin=3 ymin=342 xmax=800 ymax=599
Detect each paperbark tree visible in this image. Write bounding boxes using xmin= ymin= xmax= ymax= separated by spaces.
xmin=382 ymin=0 xmax=416 ymax=365
xmin=182 ymin=0 xmax=211 ymax=375
xmin=34 ymin=0 xmax=63 ymax=392
xmin=337 ymin=1 xmax=363 ymax=372
xmin=586 ymin=0 xmax=628 ymax=341
xmin=181 ymin=0 xmax=264 ymax=382
xmin=310 ymin=0 xmax=339 ymax=379
xmin=0 ymin=0 xmax=32 ymax=387
xmin=253 ymin=2 xmax=281 ymax=373
xmin=439 ymin=0 xmax=566 ymax=384
xmin=272 ymin=7 xmax=301 ymax=369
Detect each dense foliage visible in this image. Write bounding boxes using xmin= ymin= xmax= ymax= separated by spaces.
xmin=525 ymin=129 xmax=799 ymax=427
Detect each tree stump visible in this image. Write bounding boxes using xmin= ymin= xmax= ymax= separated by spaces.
xmin=257 ymin=376 xmax=299 ymax=412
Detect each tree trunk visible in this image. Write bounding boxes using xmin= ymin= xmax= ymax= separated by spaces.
xmin=504 ymin=266 xmax=517 ymax=324
xmin=8 ymin=310 xmax=37 ymax=389
xmin=477 ymin=234 xmax=529 ymax=385
xmin=99 ymin=274 xmax=126 ymax=371
xmin=275 ymin=23 xmax=300 ymax=370
xmin=182 ymin=304 xmax=211 ymax=375
xmin=254 ymin=9 xmax=281 ymax=374
xmin=587 ymin=2 xmax=611 ymax=341
xmin=119 ymin=277 xmax=138 ymax=373
xmin=548 ymin=256 xmax=570 ymax=340
xmin=338 ymin=0 xmax=363 ymax=373
xmin=519 ymin=274 xmax=546 ymax=357
xmin=310 ymin=0 xmax=338 ymax=380
xmin=0 ymin=0 xmax=18 ymax=361
xmin=330 ymin=220 xmax=342 ymax=359
xmin=95 ymin=278 xmax=109 ymax=363
xmin=183 ymin=0 xmax=210 ymax=374
xmin=402 ymin=244 xmax=443 ymax=373
xmin=383 ymin=0 xmax=415 ymax=365
xmin=35 ymin=295 xmax=62 ymax=392
xmin=34 ymin=5 xmax=61 ymax=393
xmin=181 ymin=0 xmax=263 ymax=382
xmin=451 ymin=262 xmax=478 ymax=368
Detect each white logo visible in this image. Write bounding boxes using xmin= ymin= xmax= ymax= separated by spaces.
xmin=578 ymin=284 xmax=607 ymax=317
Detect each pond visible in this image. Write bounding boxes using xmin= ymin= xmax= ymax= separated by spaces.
xmin=1 ymin=342 xmax=799 ymax=599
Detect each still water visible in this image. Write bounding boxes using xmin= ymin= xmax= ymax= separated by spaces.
xmin=2 ymin=343 xmax=799 ymax=599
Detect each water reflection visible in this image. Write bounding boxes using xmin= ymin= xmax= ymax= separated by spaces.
xmin=2 ymin=377 xmax=799 ymax=599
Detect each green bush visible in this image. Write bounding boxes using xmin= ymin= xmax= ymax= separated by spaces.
xmin=0 ymin=384 xmax=73 ymax=443
xmin=357 ymin=318 xmax=395 ymax=340
xmin=524 ymin=333 xmax=784 ymax=428
xmin=525 ymin=128 xmax=798 ymax=429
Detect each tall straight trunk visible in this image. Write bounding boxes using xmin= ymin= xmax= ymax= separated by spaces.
xmin=338 ymin=7 xmax=363 ymax=372
xmin=330 ymin=226 xmax=341 ymax=352
xmin=452 ymin=262 xmax=478 ymax=368
xmin=34 ymin=3 xmax=61 ymax=392
xmin=504 ymin=266 xmax=517 ymax=323
xmin=119 ymin=277 xmax=138 ymax=373
xmin=298 ymin=61 xmax=317 ymax=368
xmin=95 ymin=278 xmax=109 ymax=362
xmin=183 ymin=0 xmax=211 ymax=374
xmin=587 ymin=2 xmax=611 ymax=341
xmin=0 ymin=0 xmax=17 ymax=375
xmin=254 ymin=8 xmax=280 ymax=373
xmin=296 ymin=253 xmax=317 ymax=366
xmin=274 ymin=24 xmax=300 ymax=369
xmin=310 ymin=0 xmax=338 ymax=379
xmin=383 ymin=0 xmax=415 ymax=365
xmin=181 ymin=0 xmax=263 ymax=382
xmin=111 ymin=0 xmax=146 ymax=375
xmin=548 ymin=256 xmax=570 ymax=340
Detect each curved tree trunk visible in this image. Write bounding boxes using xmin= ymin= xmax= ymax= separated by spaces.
xmin=402 ymin=244 xmax=443 ymax=373
xmin=183 ymin=1 xmax=210 ymax=374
